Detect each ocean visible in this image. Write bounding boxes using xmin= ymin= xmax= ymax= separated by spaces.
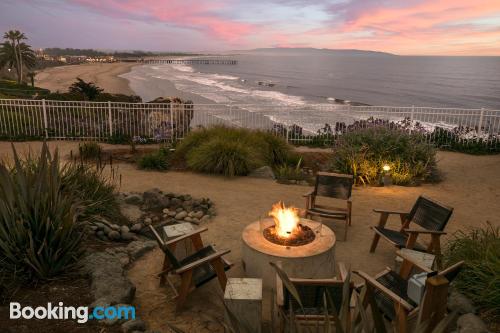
xmin=122 ymin=49 xmax=500 ymax=133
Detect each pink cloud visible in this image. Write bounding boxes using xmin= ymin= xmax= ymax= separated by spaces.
xmin=70 ymin=0 xmax=256 ymax=42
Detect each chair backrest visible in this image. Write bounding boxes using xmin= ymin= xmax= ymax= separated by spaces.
xmin=283 ymin=279 xmax=348 ymax=314
xmin=438 ymin=261 xmax=464 ymax=283
xmin=408 ymin=196 xmax=453 ymax=231
xmin=148 ymin=225 xmax=181 ymax=269
xmin=314 ymin=172 xmax=353 ymax=200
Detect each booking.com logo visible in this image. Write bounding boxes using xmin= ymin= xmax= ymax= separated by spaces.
xmin=10 ymin=302 xmax=135 ymax=324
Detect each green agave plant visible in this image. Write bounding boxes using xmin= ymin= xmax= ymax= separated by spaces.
xmin=0 ymin=143 xmax=83 ymax=282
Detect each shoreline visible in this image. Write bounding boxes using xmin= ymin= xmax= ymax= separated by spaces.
xmin=36 ymin=62 xmax=137 ymax=96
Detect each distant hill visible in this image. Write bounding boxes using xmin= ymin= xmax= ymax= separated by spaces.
xmin=240 ymin=47 xmax=395 ymax=57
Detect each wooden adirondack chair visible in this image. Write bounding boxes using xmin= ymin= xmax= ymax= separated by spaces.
xmin=354 ymin=254 xmax=464 ymax=333
xmin=304 ymin=172 xmax=354 ymax=240
xmin=369 ymin=195 xmax=453 ymax=267
xmin=149 ymin=225 xmax=233 ymax=311
xmin=276 ymin=262 xmax=353 ymax=332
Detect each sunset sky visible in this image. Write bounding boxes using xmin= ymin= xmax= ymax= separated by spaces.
xmin=1 ymin=0 xmax=499 ymax=55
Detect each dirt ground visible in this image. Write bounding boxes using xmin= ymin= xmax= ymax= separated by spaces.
xmin=1 ymin=141 xmax=499 ymax=332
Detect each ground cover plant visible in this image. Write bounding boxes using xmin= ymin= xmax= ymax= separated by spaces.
xmin=78 ymin=141 xmax=102 ymax=160
xmin=175 ymin=126 xmax=294 ymax=177
xmin=330 ymin=126 xmax=438 ymax=185
xmin=444 ymin=223 xmax=500 ymax=322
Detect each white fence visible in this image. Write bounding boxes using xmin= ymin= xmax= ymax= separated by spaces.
xmin=0 ymin=99 xmax=499 ymax=148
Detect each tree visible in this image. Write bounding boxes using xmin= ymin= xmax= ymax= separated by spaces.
xmin=0 ymin=30 xmax=36 ymax=84
xmin=69 ymin=78 xmax=103 ymax=100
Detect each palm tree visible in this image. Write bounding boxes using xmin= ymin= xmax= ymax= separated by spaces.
xmin=0 ymin=41 xmax=36 ymax=82
xmin=69 ymin=78 xmax=104 ymax=100
xmin=1 ymin=30 xmax=34 ymax=84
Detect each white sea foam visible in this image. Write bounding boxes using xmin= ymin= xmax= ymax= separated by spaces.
xmin=171 ymin=65 xmax=194 ymax=73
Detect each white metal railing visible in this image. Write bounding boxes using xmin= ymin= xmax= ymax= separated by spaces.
xmin=0 ymin=99 xmax=499 ymax=148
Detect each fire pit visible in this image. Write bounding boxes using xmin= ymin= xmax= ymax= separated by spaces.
xmin=242 ymin=202 xmax=336 ymax=290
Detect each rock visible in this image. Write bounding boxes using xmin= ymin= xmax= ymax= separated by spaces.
xmin=152 ymin=216 xmax=160 ymax=223
xmin=188 ymin=211 xmax=195 ymax=217
xmin=193 ymin=211 xmax=204 ymax=219
xmin=103 ymin=226 xmax=112 ymax=235
xmin=89 ymin=225 xmax=98 ymax=231
xmin=143 ymin=217 xmax=152 ymax=226
xmin=96 ymin=230 xmax=108 ymax=241
xmin=81 ymin=252 xmax=136 ymax=305
xmin=249 ymin=165 xmax=275 ymax=179
xmin=108 ymin=231 xmax=121 ymax=241
xmin=120 ymin=225 xmax=130 ymax=234
xmin=175 ymin=211 xmax=188 ymax=220
xmin=120 ymin=203 xmax=143 ymax=223
xmin=111 ymin=224 xmax=121 ymax=231
xmin=184 ymin=216 xmax=193 ymax=223
xmin=121 ymin=319 xmax=146 ymax=333
xmin=121 ymin=232 xmax=138 ymax=241
xmin=184 ymin=194 xmax=192 ymax=201
xmin=131 ymin=223 xmax=143 ymax=232
xmin=143 ymin=188 xmax=170 ymax=210
xmin=200 ymin=215 xmax=210 ymax=223
xmin=127 ymin=241 xmax=157 ymax=260
xmin=170 ymin=197 xmax=182 ymax=208
xmin=124 ymin=194 xmax=143 ymax=205
xmin=190 ymin=217 xmax=200 ymax=225
xmin=89 ymin=297 xmax=110 ymax=309
xmin=456 ymin=313 xmax=489 ymax=333
xmin=95 ymin=222 xmax=105 ymax=230
xmin=162 ymin=208 xmax=170 ymax=214
xmin=167 ymin=211 xmax=177 ymax=217
xmin=448 ymin=291 xmax=476 ymax=315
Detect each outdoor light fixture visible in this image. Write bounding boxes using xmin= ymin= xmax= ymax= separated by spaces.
xmin=382 ymin=164 xmax=392 ymax=186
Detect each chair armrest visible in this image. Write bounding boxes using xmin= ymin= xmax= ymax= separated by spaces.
xmin=373 ymin=209 xmax=409 ymax=215
xmin=404 ymin=229 xmax=446 ymax=235
xmin=164 ymin=227 xmax=208 ymax=246
xmin=175 ymin=249 xmax=230 ymax=274
xmin=396 ymin=250 xmax=434 ymax=273
xmin=353 ymin=270 xmax=414 ymax=312
xmin=302 ymin=190 xmax=315 ymax=197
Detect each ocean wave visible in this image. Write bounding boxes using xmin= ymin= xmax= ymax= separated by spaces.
xmin=171 ymin=64 xmax=194 ymax=72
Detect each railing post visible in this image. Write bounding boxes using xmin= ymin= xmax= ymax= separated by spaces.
xmin=229 ymin=103 xmax=233 ymax=127
xmin=108 ymin=101 xmax=113 ymax=137
xmin=478 ymin=108 xmax=485 ymax=136
xmin=42 ymin=99 xmax=48 ymax=139
xmin=410 ymin=105 xmax=415 ymax=133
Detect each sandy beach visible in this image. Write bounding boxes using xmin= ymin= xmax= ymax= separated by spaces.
xmin=36 ymin=62 xmax=137 ymax=95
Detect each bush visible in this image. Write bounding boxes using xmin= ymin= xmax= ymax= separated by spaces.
xmin=61 ymin=162 xmax=121 ymax=222
xmin=78 ymin=141 xmax=102 ymax=160
xmin=187 ymin=138 xmax=260 ymax=177
xmin=330 ymin=127 xmax=438 ymax=185
xmin=137 ymin=147 xmax=171 ymax=171
xmin=0 ymin=144 xmax=83 ymax=283
xmin=176 ymin=126 xmax=295 ymax=177
xmin=444 ymin=223 xmax=500 ymax=320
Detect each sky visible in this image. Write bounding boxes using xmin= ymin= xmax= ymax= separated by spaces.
xmin=1 ymin=0 xmax=499 ymax=55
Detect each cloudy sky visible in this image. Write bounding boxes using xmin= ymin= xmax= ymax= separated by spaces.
xmin=1 ymin=0 xmax=499 ymax=55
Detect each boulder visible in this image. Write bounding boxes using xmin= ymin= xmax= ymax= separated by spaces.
xmin=456 ymin=313 xmax=489 ymax=333
xmin=126 ymin=241 xmax=157 ymax=260
xmin=121 ymin=232 xmax=138 ymax=241
xmin=448 ymin=291 xmax=476 ymax=315
xmin=143 ymin=217 xmax=152 ymax=225
xmin=143 ymin=188 xmax=170 ymax=210
xmin=120 ymin=203 xmax=143 ymax=224
xmin=200 ymin=215 xmax=211 ymax=224
xmin=108 ymin=231 xmax=121 ymax=241
xmin=124 ymin=194 xmax=143 ymax=205
xmin=248 ymin=166 xmax=275 ymax=179
xmin=193 ymin=211 xmax=204 ymax=219
xmin=130 ymin=223 xmax=143 ymax=233
xmin=121 ymin=225 xmax=130 ymax=234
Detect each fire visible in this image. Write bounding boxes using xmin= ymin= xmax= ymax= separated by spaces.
xmin=269 ymin=202 xmax=300 ymax=238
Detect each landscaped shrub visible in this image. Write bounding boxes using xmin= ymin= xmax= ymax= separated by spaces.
xmin=444 ymin=223 xmax=500 ymax=321
xmin=330 ymin=127 xmax=438 ymax=185
xmin=187 ymin=138 xmax=259 ymax=177
xmin=176 ymin=126 xmax=295 ymax=177
xmin=0 ymin=144 xmax=83 ymax=283
xmin=137 ymin=147 xmax=171 ymax=171
xmin=61 ymin=161 xmax=121 ymax=222
xmin=78 ymin=141 xmax=102 ymax=160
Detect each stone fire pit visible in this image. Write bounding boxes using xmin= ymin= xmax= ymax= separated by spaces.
xmin=242 ymin=217 xmax=336 ymax=290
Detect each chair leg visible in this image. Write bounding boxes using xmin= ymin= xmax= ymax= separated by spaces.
xmin=176 ymin=270 xmax=193 ymax=312
xmin=347 ymin=201 xmax=352 ymax=226
xmin=344 ymin=219 xmax=348 ymax=241
xmin=370 ymin=212 xmax=388 ymax=253
xmin=211 ymin=258 xmax=228 ymax=290
xmin=395 ymin=308 xmax=409 ymax=333
xmin=159 ymin=254 xmax=171 ymax=286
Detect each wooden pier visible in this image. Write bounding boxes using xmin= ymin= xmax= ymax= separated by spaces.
xmin=121 ymin=58 xmax=237 ymax=65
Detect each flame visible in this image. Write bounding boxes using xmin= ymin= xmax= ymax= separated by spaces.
xmin=269 ymin=201 xmax=300 ymax=238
